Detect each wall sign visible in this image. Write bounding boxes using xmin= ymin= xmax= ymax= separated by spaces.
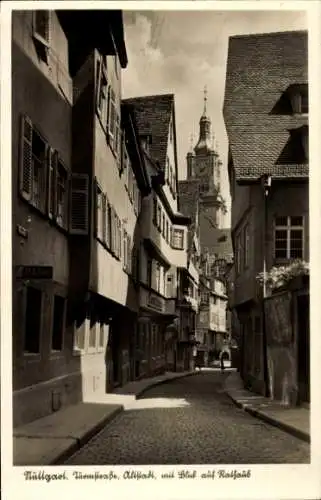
xmin=15 ymin=265 xmax=53 ymax=280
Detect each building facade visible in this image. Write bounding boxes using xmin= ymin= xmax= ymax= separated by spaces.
xmin=12 ymin=9 xmax=157 ymax=427
xmin=223 ymin=30 xmax=309 ymax=402
xmin=123 ymin=94 xmax=191 ymax=377
xmin=180 ymin=94 xmax=232 ymax=364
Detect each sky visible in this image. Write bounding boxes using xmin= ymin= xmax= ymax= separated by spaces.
xmin=121 ymin=9 xmax=307 ymax=224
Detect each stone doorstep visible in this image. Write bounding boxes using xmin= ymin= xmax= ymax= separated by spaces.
xmin=13 ymin=402 xmax=123 ymax=466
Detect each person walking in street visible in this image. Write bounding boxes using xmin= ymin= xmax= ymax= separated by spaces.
xmin=220 ymin=352 xmax=225 ymax=373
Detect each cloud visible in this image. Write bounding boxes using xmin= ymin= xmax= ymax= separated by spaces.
xmin=122 ymin=10 xmax=307 ymax=225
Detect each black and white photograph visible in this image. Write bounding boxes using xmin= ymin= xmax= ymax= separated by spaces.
xmin=1 ymin=1 xmax=321 ymax=499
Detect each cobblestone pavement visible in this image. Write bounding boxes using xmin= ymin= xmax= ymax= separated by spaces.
xmin=65 ymin=371 xmax=310 ymax=465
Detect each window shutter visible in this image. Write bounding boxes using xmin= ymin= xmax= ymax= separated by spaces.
xmin=47 ymin=147 xmax=55 ymax=218
xmin=123 ymin=229 xmax=127 ymax=271
xmin=127 ymin=235 xmax=131 ymax=273
xmin=19 ymin=114 xmax=33 ymax=201
xmin=105 ymin=199 xmax=111 ymax=248
xmin=102 ymin=193 xmax=107 ymax=242
xmin=69 ymin=174 xmax=89 ymax=235
xmin=51 ymin=150 xmax=58 ymax=219
xmin=95 ymin=55 xmax=102 ymax=115
xmin=118 ymin=217 xmax=122 ymax=259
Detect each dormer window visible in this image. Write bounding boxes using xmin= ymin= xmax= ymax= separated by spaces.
xmin=289 ymin=84 xmax=308 ymax=114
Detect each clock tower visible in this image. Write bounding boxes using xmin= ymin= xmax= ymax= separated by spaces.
xmin=186 ymin=87 xmax=222 ymax=228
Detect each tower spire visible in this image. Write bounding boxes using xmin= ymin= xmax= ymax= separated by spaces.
xmin=189 ymin=133 xmax=194 ymax=152
xmin=203 ymin=85 xmax=208 ymax=115
xmin=194 ymin=86 xmax=212 ymax=153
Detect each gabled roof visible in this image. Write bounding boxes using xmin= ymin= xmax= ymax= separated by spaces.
xmin=123 ymin=94 xmax=174 ymax=172
xmin=223 ymin=30 xmax=308 ymax=182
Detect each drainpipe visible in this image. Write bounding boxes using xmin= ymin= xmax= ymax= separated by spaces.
xmin=261 ymin=174 xmax=271 ymax=397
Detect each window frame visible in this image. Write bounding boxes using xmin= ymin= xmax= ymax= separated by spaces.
xmin=171 ymin=228 xmax=184 ymax=250
xmin=32 ymin=10 xmax=50 ymax=49
xmin=274 ymin=215 xmax=305 ymax=261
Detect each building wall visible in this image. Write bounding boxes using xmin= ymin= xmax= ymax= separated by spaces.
xmin=90 ymin=50 xmax=138 ymax=309
xmin=12 ymin=12 xmax=77 ymax=425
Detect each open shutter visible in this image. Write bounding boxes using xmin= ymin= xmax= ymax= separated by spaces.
xmin=105 ymin=198 xmax=111 ymax=248
xmin=69 ymin=174 xmax=89 ymax=235
xmin=47 ymin=147 xmax=54 ymax=218
xmin=101 ymin=193 xmax=107 ymax=242
xmin=19 ymin=115 xmax=33 ymax=201
xmin=123 ymin=229 xmax=127 ymax=271
xmin=95 ymin=55 xmax=102 ymax=115
xmin=127 ymin=235 xmax=131 ymax=274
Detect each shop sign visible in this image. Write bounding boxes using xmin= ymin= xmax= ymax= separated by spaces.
xmin=147 ymin=292 xmax=165 ymax=313
xmin=15 ymin=265 xmax=53 ymax=280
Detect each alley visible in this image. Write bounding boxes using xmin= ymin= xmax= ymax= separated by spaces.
xmin=65 ymin=371 xmax=309 ymax=465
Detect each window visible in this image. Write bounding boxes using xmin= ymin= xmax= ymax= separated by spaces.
xmin=166 ymin=220 xmax=169 ymax=243
xmin=20 ymin=116 xmax=47 ymax=213
xmin=172 ymin=228 xmax=184 ymax=250
xmin=24 ymin=287 xmax=42 ymax=353
xmin=155 ymin=263 xmax=161 ymax=292
xmin=105 ymin=200 xmax=111 ymax=249
xmin=162 ymin=214 xmax=166 ymax=238
xmin=33 ymin=11 xmax=50 ymax=48
xmin=153 ymin=197 xmax=158 ymax=225
xmin=123 ymin=230 xmax=132 ymax=274
xmin=51 ymin=295 xmax=65 ymax=351
xmin=56 ymin=161 xmax=69 ymax=229
xmin=95 ymin=183 xmax=104 ymax=242
xmin=96 ymin=57 xmax=108 ymax=123
xmin=291 ymin=87 xmax=308 ymax=114
xmin=147 ymin=259 xmax=152 ymax=287
xmin=74 ymin=317 xmax=86 ymax=351
xmin=115 ymin=113 xmax=121 ymax=160
xmin=99 ymin=323 xmax=105 ymax=349
xmin=157 ymin=205 xmax=162 ymax=231
xmin=89 ymin=316 xmax=97 ymax=349
xmin=243 ymin=224 xmax=250 ymax=268
xmin=107 ymin=87 xmax=116 ymax=148
xmin=123 ymin=229 xmax=128 ymax=271
xmin=274 ymin=216 xmax=304 ymax=260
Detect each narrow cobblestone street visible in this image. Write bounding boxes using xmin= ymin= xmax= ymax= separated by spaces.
xmin=65 ymin=371 xmax=309 ymax=465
